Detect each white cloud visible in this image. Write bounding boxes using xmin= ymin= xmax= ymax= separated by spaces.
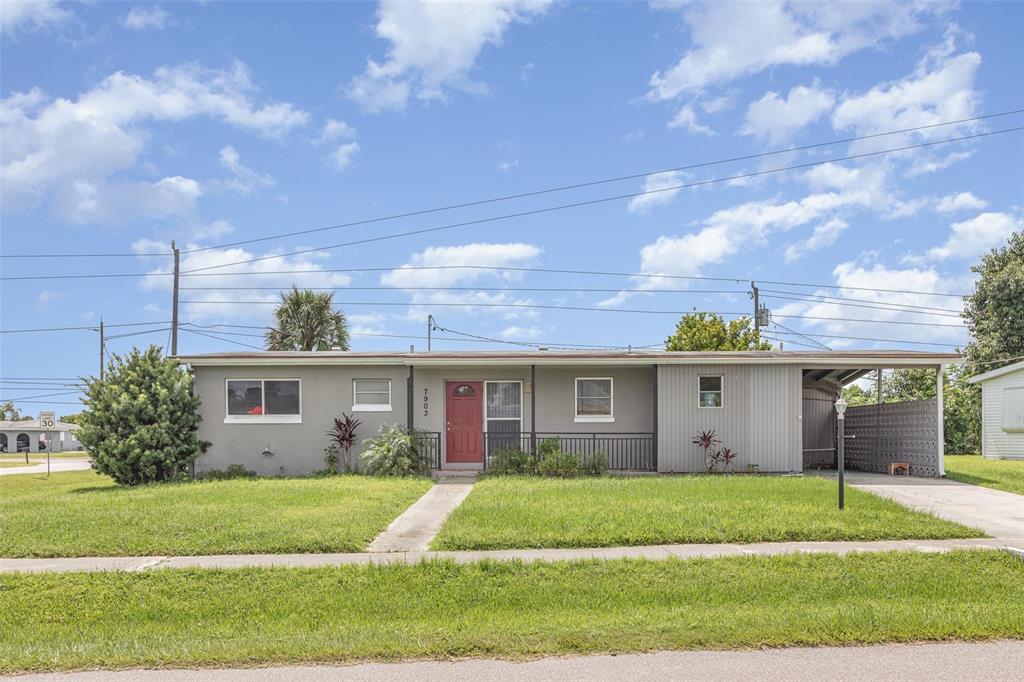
xmin=327 ymin=141 xmax=360 ymax=171
xmin=627 ymin=171 xmax=685 ymax=213
xmin=496 ymin=158 xmax=519 ymax=172
xmin=935 ymin=191 xmax=987 ymax=213
xmin=381 ymin=242 xmax=542 ymax=319
xmin=0 ymin=0 xmax=69 ymax=34
xmin=647 ymin=2 xmax=935 ymax=102
xmin=768 ymin=261 xmax=968 ymax=348
xmin=120 ymin=5 xmax=172 ymax=31
xmin=499 ymin=325 xmax=543 ymax=340
xmin=139 ymin=244 xmax=353 ymax=321
xmin=783 ymin=218 xmax=848 ymax=263
xmin=832 ymin=50 xmax=981 ymax=149
xmin=55 ymin=176 xmax=202 ymax=224
xmin=217 ymin=145 xmax=275 ymax=194
xmin=1 ymin=62 xmax=308 ymax=216
xmin=667 ymin=105 xmax=714 ymax=135
xmin=927 ymin=212 xmax=1021 ymax=261
xmin=347 ymin=0 xmax=552 ymax=112
xmin=317 ymin=118 xmax=357 ymax=143
xmin=742 ymin=83 xmax=834 ymax=144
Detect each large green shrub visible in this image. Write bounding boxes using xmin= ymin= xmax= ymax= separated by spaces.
xmin=538 ymin=449 xmax=579 ymax=477
xmin=361 ymin=424 xmax=424 ymax=476
xmin=78 ymin=346 xmax=209 ymax=485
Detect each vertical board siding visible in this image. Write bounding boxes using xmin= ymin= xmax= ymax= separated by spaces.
xmin=657 ymin=364 xmax=802 ymax=473
xmin=981 ymin=371 xmax=1024 ymax=460
xmin=802 ymin=384 xmax=837 ymax=468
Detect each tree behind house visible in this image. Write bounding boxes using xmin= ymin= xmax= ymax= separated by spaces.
xmin=265 ymin=287 xmax=351 ymax=351
xmin=665 ymin=312 xmax=772 ymax=351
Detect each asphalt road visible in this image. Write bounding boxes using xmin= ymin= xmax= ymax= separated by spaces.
xmin=8 ymin=640 xmax=1024 ymax=681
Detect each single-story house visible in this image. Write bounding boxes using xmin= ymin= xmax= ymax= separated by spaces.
xmin=178 ymin=349 xmax=958 ymax=477
xmin=969 ymin=359 xmax=1024 ymax=460
xmin=0 ymin=420 xmax=82 ymax=454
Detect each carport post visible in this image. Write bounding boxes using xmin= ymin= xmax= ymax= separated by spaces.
xmin=835 ymin=397 xmax=848 ymax=510
xmin=936 ymin=363 xmax=945 ymax=476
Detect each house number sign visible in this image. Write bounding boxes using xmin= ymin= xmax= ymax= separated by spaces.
xmin=423 ymin=388 xmax=429 ymax=417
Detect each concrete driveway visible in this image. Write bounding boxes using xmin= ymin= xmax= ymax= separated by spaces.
xmin=0 ymin=459 xmax=92 ymax=477
xmin=814 ymin=471 xmax=1024 ymax=543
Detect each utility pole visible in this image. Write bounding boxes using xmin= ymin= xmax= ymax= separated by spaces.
xmin=171 ymin=240 xmax=180 ymax=356
xmin=750 ymin=281 xmax=761 ymax=339
xmin=99 ymin=318 xmax=105 ymax=381
xmin=427 ymin=314 xmax=434 ymax=351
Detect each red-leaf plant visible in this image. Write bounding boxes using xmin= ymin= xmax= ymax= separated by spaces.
xmin=691 ymin=429 xmax=720 ymax=472
xmin=715 ymin=447 xmax=739 ymax=473
xmin=326 ymin=413 xmax=361 ymax=473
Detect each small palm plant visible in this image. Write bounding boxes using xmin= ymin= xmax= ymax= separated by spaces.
xmin=326 ymin=413 xmax=361 ymax=473
xmin=716 ymin=447 xmax=739 ymax=473
xmin=692 ymin=429 xmax=720 ymax=472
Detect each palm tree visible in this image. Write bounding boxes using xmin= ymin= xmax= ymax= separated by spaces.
xmin=265 ymin=287 xmax=350 ymax=351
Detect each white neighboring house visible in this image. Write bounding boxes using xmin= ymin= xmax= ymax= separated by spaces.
xmin=969 ymin=360 xmax=1024 ymax=460
xmin=0 ymin=420 xmax=82 ymax=454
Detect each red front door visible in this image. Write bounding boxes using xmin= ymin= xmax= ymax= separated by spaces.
xmin=446 ymin=381 xmax=483 ymax=464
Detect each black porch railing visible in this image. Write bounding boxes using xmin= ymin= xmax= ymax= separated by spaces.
xmin=413 ymin=431 xmax=441 ymax=471
xmin=483 ymin=432 xmax=655 ymax=471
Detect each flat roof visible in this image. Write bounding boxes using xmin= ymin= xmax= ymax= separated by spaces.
xmin=176 ymin=349 xmax=961 ymax=368
xmin=968 ymin=359 xmax=1024 ymax=384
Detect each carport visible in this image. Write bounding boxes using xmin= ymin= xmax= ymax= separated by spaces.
xmin=800 ymin=353 xmax=958 ymax=478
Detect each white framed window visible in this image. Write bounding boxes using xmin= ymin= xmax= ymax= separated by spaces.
xmin=698 ymin=375 xmax=723 ymax=408
xmin=353 ymin=378 xmax=392 ymax=412
xmin=575 ymin=377 xmax=613 ymax=422
xmin=225 ymin=379 xmax=301 ymax=423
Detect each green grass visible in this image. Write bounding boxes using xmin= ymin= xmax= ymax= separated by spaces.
xmin=1 ymin=551 xmax=1021 ymax=673
xmin=945 ymin=455 xmax=1024 ymax=496
xmin=432 ymin=476 xmax=982 ymax=550
xmin=0 ymin=471 xmax=432 ymax=557
xmin=0 ymin=461 xmax=42 ymax=468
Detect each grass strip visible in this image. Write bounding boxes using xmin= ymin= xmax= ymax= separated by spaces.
xmin=0 ymin=471 xmax=432 ymax=557
xmin=432 ymin=475 xmax=982 ymax=550
xmin=944 ymin=455 xmax=1024 ymax=496
xmin=1 ymin=550 xmax=1022 ymax=673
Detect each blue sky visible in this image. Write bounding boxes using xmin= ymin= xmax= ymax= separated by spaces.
xmin=1 ymin=0 xmax=1022 ymax=417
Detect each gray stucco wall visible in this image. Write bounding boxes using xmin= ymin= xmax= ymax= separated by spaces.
xmin=194 ymin=362 xmax=655 ymax=474
xmin=657 ymin=364 xmax=802 ymax=473
xmin=193 ymin=364 xmax=409 ymax=476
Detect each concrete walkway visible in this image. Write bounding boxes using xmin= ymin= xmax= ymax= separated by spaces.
xmin=9 ymin=640 xmax=1024 ymax=681
xmin=812 ymin=471 xmax=1024 ymax=542
xmin=0 ymin=459 xmax=92 ymax=476
xmin=2 ymin=536 xmax=1017 ymax=574
xmin=366 ymin=478 xmax=475 ymax=552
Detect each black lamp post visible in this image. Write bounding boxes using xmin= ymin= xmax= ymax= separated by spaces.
xmin=835 ymin=397 xmax=848 ymax=510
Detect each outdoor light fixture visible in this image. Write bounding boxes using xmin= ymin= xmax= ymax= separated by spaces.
xmin=835 ymin=397 xmax=848 ymax=509
xmin=262 ymin=445 xmax=274 ymax=457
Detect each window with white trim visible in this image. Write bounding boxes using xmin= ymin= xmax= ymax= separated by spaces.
xmin=575 ymin=377 xmax=613 ymax=422
xmin=353 ymin=379 xmax=392 ymax=412
xmin=226 ymin=379 xmax=301 ymax=423
xmin=698 ymin=375 xmax=723 ymax=408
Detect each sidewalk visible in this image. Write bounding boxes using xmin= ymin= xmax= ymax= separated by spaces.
xmin=0 ymin=459 xmax=92 ymax=476
xmin=367 ymin=479 xmax=475 ymax=552
xmin=8 ymin=639 xmax=1024 ymax=681
xmin=2 ymin=536 xmax=1018 ymax=574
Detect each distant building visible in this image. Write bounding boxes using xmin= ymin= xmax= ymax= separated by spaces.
xmin=969 ymin=360 xmax=1024 ymax=460
xmin=0 ymin=419 xmax=82 ymax=454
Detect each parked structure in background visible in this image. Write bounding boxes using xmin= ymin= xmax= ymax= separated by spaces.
xmin=176 ymin=349 xmax=958 ymax=477
xmin=969 ymin=360 xmax=1024 ymax=460
xmin=0 ymin=419 xmax=82 ymax=453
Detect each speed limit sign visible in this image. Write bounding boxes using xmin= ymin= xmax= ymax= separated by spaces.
xmin=39 ymin=411 xmax=56 ymax=429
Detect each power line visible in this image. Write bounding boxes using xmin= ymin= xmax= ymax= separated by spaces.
xmin=180 ymin=127 xmax=1024 ymax=275
xmin=770 ymin=320 xmax=831 ymax=350
xmin=0 ymin=321 xmax=171 ymax=334
xmin=762 ymin=294 xmax=963 ymax=318
xmin=759 ymin=288 xmax=963 ymax=314
xmin=181 ymin=327 xmax=264 ymax=350
xmin=175 ymin=109 xmax=1023 ymax=254
xmin=0 ymin=390 xmax=83 ymax=401
xmin=178 ymin=299 xmax=968 ymax=327
xmin=104 ymin=327 xmax=172 ymax=341
xmin=7 ymin=400 xmax=83 ymax=405
xmin=760 ymin=334 xmax=824 ymax=350
xmin=0 ymin=264 xmax=971 ymax=298
xmin=769 ymin=329 xmax=960 ymax=347
xmin=180 ymin=285 xmax=747 ymax=295
xmin=1 ymin=110 xmax=1019 ymax=261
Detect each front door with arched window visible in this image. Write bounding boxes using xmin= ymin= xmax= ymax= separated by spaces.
xmin=445 ymin=381 xmax=483 ymax=464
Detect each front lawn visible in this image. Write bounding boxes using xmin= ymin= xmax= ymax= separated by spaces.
xmin=432 ymin=475 xmax=981 ymax=550
xmin=0 ymin=471 xmax=431 ymax=557
xmin=1 ymin=550 xmax=1021 ymax=673
xmin=945 ymin=455 xmax=1024 ymax=496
